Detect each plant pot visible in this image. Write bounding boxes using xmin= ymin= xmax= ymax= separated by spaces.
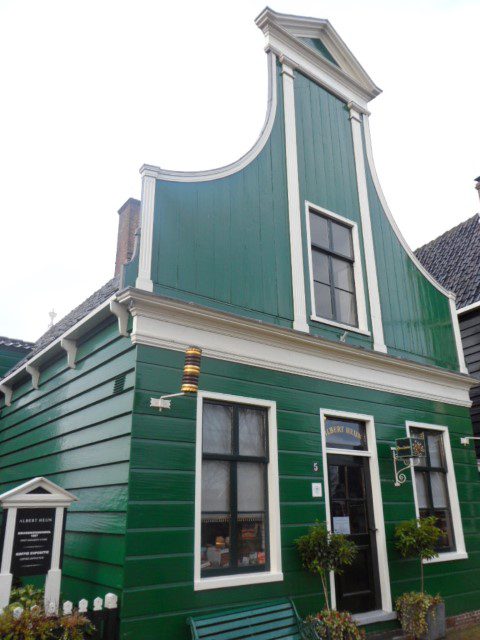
xmin=420 ymin=602 xmax=445 ymax=640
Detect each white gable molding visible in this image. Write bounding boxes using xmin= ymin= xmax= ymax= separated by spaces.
xmin=139 ymin=52 xmax=277 ymax=183
xmin=118 ymin=289 xmax=475 ymax=407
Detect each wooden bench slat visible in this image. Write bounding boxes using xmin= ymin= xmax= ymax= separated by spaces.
xmin=193 ymin=602 xmax=292 ymax=626
xmin=196 ymin=617 xmax=297 ymax=639
xmin=196 ymin=610 xmax=295 ymax=635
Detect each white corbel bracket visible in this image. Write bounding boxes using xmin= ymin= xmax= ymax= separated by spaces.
xmin=60 ymin=338 xmax=77 ymax=369
xmin=110 ymin=300 xmax=129 ymax=337
xmin=26 ymin=365 xmax=40 ymax=390
xmin=0 ymin=384 xmax=13 ymax=407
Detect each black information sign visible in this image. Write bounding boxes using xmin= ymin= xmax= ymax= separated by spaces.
xmin=11 ymin=508 xmax=55 ymax=576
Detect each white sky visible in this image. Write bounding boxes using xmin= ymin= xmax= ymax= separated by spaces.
xmin=0 ymin=0 xmax=478 ymax=342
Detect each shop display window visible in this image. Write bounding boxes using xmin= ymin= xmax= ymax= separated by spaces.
xmin=200 ymin=400 xmax=269 ymax=576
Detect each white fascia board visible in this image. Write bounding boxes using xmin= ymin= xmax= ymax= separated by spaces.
xmin=362 ymin=115 xmax=454 ymax=299
xmin=0 ymin=295 xmax=126 ymax=389
xmin=457 ymin=300 xmax=480 ymax=315
xmin=139 ymin=53 xmax=277 ymax=183
xmin=118 ymin=289 xmax=475 ymax=407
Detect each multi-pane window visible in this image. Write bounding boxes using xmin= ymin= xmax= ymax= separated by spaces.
xmin=201 ymin=401 xmax=269 ymax=576
xmin=410 ymin=428 xmax=455 ymax=551
xmin=309 ymin=210 xmax=357 ymax=327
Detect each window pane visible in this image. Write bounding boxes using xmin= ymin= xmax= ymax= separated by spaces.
xmin=238 ymin=514 xmax=267 ymax=568
xmin=314 ymin=282 xmax=333 ymax=319
xmin=310 ymin=212 xmax=329 ymax=249
xmin=203 ymin=403 xmax=233 ymax=454
xmin=431 ymin=472 xmax=449 ymax=509
xmin=202 ymin=461 xmax=230 ymax=512
xmin=415 ymin=472 xmax=429 ymax=509
xmin=239 ymin=407 xmax=266 ymax=457
xmin=434 ymin=510 xmax=454 ymax=549
xmin=328 ymin=465 xmax=346 ymax=499
xmin=335 ymin=289 xmax=357 ymax=326
xmin=410 ymin=430 xmax=427 ymax=466
xmin=347 ymin=466 xmax=365 ymax=499
xmin=427 ymin=433 xmax=445 ymax=468
xmin=331 ymin=221 xmax=353 ymax=258
xmin=237 ymin=463 xmax=265 ymax=512
xmin=201 ymin=517 xmax=231 ymax=571
xmin=312 ymin=249 xmax=330 ymax=284
xmin=325 ymin=418 xmax=367 ymax=450
xmin=332 ymin=257 xmax=354 ymax=292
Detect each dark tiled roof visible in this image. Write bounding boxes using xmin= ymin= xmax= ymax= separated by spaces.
xmin=2 ymin=277 xmax=119 ymax=379
xmin=0 ymin=337 xmax=34 ymax=350
xmin=415 ymin=214 xmax=480 ymax=309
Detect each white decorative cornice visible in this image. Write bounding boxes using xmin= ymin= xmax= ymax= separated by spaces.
xmin=139 ymin=52 xmax=278 ymax=183
xmin=60 ymin=338 xmax=77 ymax=369
xmin=26 ymin=364 xmax=40 ymax=389
xmin=117 ymin=288 xmax=475 ymax=407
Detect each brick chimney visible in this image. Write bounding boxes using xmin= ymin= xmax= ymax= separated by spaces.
xmin=115 ymin=198 xmax=141 ymax=277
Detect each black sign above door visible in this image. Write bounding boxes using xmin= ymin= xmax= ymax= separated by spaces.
xmin=11 ymin=508 xmax=56 ymax=577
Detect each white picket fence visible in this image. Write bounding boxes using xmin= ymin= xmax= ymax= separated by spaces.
xmin=7 ymin=592 xmax=119 ymax=639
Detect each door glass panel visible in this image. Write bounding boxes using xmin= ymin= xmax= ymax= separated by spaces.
xmin=427 ymin=433 xmax=444 ymax=467
xmin=239 ymin=408 xmax=266 ymax=457
xmin=325 ymin=419 xmax=367 ymax=450
xmin=310 ymin=212 xmax=329 ymax=249
xmin=328 ymin=465 xmax=346 ymax=499
xmin=332 ymin=257 xmax=354 ymax=292
xmin=349 ymin=502 xmax=367 ymax=534
xmin=314 ymin=282 xmax=333 ymax=319
xmin=415 ymin=472 xmax=429 ymax=509
xmin=331 ymin=220 xmax=353 ymax=258
xmin=312 ymin=249 xmax=330 ymax=284
xmin=431 ymin=472 xmax=449 ymax=509
xmin=335 ymin=289 xmax=357 ymax=326
xmin=203 ymin=403 xmax=233 ymax=454
xmin=347 ymin=466 xmax=365 ymax=499
xmin=202 ymin=461 xmax=230 ymax=512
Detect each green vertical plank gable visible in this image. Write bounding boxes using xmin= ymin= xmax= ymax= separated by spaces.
xmin=150 ymin=62 xmax=293 ymax=327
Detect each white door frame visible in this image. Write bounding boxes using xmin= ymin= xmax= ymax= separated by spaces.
xmin=320 ymin=409 xmax=392 ymax=613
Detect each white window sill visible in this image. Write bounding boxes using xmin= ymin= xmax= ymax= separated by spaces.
xmin=310 ymin=315 xmax=371 ymax=337
xmin=194 ymin=571 xmax=283 ymax=591
xmin=423 ymin=551 xmax=468 ymax=565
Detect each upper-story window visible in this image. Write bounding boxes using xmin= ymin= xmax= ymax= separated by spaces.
xmin=309 ymin=209 xmax=357 ymax=326
xmin=306 ymin=204 xmax=369 ymax=335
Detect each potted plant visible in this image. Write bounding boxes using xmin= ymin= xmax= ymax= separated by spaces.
xmin=394 ymin=516 xmax=445 ymax=640
xmin=296 ymin=522 xmax=364 ymax=639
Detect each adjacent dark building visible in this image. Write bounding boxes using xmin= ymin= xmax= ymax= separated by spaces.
xmin=416 ymin=183 xmax=480 ymax=455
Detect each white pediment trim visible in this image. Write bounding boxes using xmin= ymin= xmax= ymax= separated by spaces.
xmin=0 ymin=477 xmax=78 ymax=508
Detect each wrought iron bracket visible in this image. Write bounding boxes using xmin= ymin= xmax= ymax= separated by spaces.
xmin=391 ymin=447 xmax=419 ymax=487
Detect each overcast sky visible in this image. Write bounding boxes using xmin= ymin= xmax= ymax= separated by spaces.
xmin=1 ymin=0 xmax=478 ymax=342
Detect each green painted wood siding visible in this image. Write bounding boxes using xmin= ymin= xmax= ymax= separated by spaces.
xmin=363 ymin=141 xmax=459 ymax=370
xmin=150 ymin=63 xmax=294 ymax=327
xmin=0 ymin=321 xmax=135 ymax=603
xmin=293 ymin=71 xmax=373 ymax=349
xmin=0 ymin=345 xmax=30 ymax=378
xmin=299 ymin=38 xmax=339 ymax=67
xmin=122 ymin=345 xmax=479 ymax=640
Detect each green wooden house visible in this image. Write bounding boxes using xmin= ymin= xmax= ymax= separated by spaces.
xmin=0 ymin=337 xmax=33 ymax=378
xmin=1 ymin=8 xmax=479 ymax=639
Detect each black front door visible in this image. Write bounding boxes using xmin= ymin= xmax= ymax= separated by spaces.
xmin=328 ymin=454 xmax=380 ymax=613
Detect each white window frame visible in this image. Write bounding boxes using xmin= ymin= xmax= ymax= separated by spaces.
xmin=305 ymin=201 xmax=370 ymax=336
xmin=320 ymin=409 xmax=392 ymax=613
xmin=194 ymin=391 xmax=283 ymax=591
xmin=406 ymin=421 xmax=468 ymax=564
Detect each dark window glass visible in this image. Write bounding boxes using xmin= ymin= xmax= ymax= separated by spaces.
xmin=325 ymin=418 xmax=367 ymax=451
xmin=410 ymin=428 xmax=455 ymax=551
xmin=201 ymin=401 xmax=269 ymax=576
xmin=310 ymin=210 xmax=358 ymax=327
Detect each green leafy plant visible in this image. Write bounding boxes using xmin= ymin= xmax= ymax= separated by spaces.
xmin=9 ymin=584 xmax=45 ymax=609
xmin=0 ymin=603 xmax=94 ymax=640
xmin=302 ymin=610 xmax=365 ymax=640
xmin=394 ymin=516 xmax=442 ymax=593
xmin=395 ymin=592 xmax=442 ymax=638
xmin=295 ymin=522 xmax=357 ymax=611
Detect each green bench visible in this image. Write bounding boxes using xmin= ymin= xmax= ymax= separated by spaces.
xmin=187 ymin=599 xmax=304 ymax=640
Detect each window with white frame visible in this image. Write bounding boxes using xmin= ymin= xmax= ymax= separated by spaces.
xmin=306 ymin=205 xmax=368 ymax=333
xmin=195 ymin=392 xmax=282 ymax=590
xmin=407 ymin=422 xmax=467 ymax=562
